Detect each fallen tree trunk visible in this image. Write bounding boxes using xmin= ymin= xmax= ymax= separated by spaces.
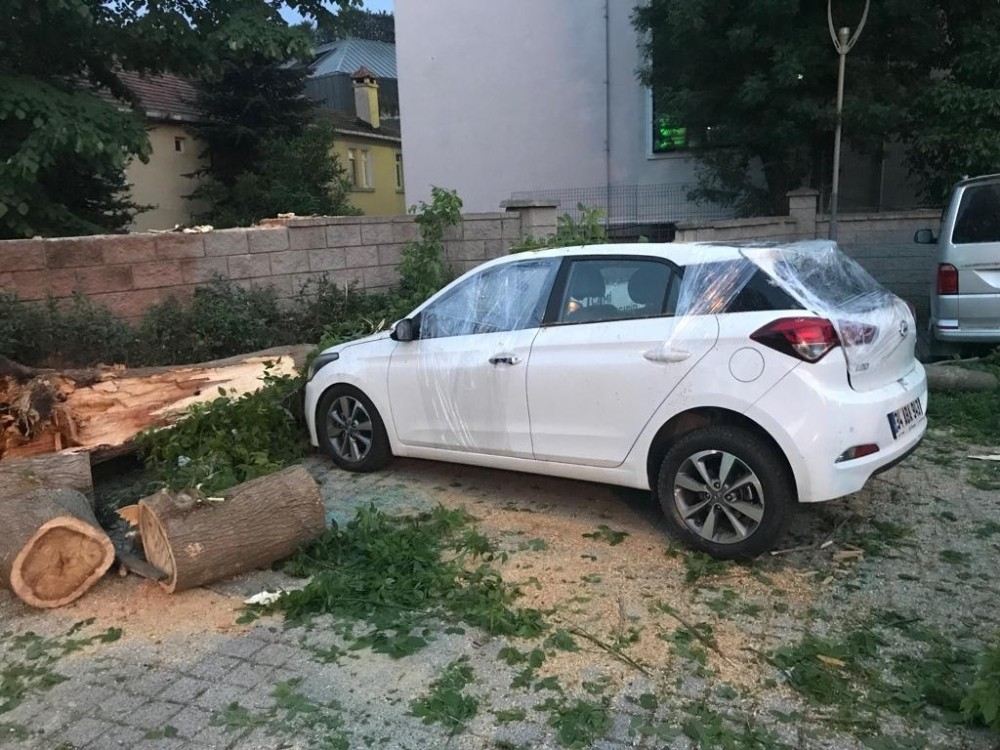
xmin=137 ymin=464 xmax=326 ymax=593
xmin=0 ymin=345 xmax=312 ymax=461
xmin=925 ymin=364 xmax=998 ymax=393
xmin=0 ymin=453 xmax=94 ymax=501
xmin=0 ymin=488 xmax=114 ymax=608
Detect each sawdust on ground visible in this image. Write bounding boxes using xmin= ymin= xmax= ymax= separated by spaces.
xmin=9 ymin=575 xmax=249 ymax=642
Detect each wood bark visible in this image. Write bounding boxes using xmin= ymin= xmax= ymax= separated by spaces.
xmin=137 ymin=465 xmax=326 ymax=593
xmin=0 ymin=345 xmax=311 ymax=461
xmin=0 ymin=488 xmax=114 ymax=608
xmin=0 ymin=453 xmax=94 ymax=504
xmin=925 ymin=364 xmax=999 ymax=393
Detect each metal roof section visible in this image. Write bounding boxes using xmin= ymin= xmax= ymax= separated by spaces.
xmin=311 ymin=38 xmax=397 ymax=79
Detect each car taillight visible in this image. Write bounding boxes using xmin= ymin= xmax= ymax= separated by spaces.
xmin=840 ymin=322 xmax=878 ymax=346
xmin=937 ymin=263 xmax=959 ymax=295
xmin=750 ymin=317 xmax=840 ymax=362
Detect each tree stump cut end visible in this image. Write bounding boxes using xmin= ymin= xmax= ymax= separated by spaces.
xmin=10 ymin=517 xmax=115 ymax=608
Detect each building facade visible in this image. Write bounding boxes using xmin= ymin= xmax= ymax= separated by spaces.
xmin=118 ymin=72 xmax=208 ymax=231
xmin=396 ymin=0 xmax=701 ymax=215
xmin=329 ymin=69 xmax=406 ymax=216
xmin=396 ymin=1 xmax=921 ymax=223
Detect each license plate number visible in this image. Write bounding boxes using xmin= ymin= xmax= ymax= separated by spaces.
xmin=887 ymin=398 xmax=924 ymax=440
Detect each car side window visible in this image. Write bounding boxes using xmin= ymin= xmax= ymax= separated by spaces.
xmin=418 ymin=259 xmax=559 ymax=339
xmin=554 ymin=258 xmax=677 ymax=325
xmin=726 ymin=269 xmax=803 ymax=313
xmin=953 ymin=184 xmax=1000 ymax=244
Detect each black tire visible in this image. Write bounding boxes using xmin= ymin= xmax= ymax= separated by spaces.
xmin=316 ymin=384 xmax=391 ymax=472
xmin=656 ymin=425 xmax=794 ymax=559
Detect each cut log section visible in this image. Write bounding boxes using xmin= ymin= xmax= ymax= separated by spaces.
xmin=0 ymin=345 xmax=312 ymax=460
xmin=138 ymin=465 xmax=326 ymax=593
xmin=0 ymin=488 xmax=115 ymax=608
xmin=925 ymin=364 xmax=999 ymax=393
xmin=0 ymin=453 xmax=94 ymax=502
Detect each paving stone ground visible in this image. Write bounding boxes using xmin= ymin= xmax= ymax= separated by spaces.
xmin=1 ymin=432 xmax=998 ymax=749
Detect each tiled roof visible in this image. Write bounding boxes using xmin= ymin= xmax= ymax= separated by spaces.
xmin=311 ymin=38 xmax=397 ymax=79
xmin=325 ymin=111 xmax=401 ymax=142
xmin=115 ymin=71 xmax=202 ymax=122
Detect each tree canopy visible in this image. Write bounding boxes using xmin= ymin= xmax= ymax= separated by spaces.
xmin=634 ymin=0 xmax=1000 ymax=213
xmin=0 ymin=0 xmax=357 ymax=238
xmin=188 ymin=23 xmax=356 ymax=228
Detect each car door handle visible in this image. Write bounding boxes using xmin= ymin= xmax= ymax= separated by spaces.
xmin=489 ymin=354 xmax=521 ymax=366
xmin=643 ymin=347 xmax=691 ymax=363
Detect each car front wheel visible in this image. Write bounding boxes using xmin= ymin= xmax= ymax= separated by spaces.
xmin=317 ymin=385 xmax=391 ymax=472
xmin=656 ymin=426 xmax=794 ymax=559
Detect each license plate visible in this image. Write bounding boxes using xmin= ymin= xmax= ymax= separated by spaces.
xmin=887 ymin=398 xmax=924 ymax=440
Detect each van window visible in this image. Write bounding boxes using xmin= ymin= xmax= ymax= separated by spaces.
xmin=953 ymin=184 xmax=1000 ymax=244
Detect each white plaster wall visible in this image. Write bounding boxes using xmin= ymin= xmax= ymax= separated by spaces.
xmin=396 ymin=0 xmax=701 ymax=213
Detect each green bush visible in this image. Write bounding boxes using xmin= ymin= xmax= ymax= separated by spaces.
xmin=0 ymin=292 xmax=133 ymax=368
xmin=397 ymin=186 xmax=463 ymax=304
xmin=963 ymin=638 xmax=1000 ymax=731
xmin=512 ymin=204 xmax=607 ymax=253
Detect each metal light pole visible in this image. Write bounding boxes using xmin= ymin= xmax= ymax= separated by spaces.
xmin=827 ymin=0 xmax=870 ymax=241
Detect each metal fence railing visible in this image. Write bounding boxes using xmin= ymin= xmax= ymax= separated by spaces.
xmin=510 ymin=183 xmax=734 ymax=240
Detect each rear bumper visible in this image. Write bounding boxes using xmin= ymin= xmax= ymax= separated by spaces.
xmin=932 ymin=322 xmax=1000 ymax=343
xmin=746 ymin=360 xmax=928 ymax=503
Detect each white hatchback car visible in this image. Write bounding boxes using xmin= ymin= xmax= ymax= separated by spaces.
xmin=305 ymin=242 xmax=927 ymax=558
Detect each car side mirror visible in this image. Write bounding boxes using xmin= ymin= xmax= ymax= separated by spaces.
xmin=391 ymin=318 xmax=417 ymax=342
xmin=914 ymin=229 xmax=937 ymax=244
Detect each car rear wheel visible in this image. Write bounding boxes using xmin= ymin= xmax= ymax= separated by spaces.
xmin=317 ymin=385 xmax=391 ymax=472
xmin=656 ymin=426 xmax=794 ymax=559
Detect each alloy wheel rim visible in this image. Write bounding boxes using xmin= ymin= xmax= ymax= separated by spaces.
xmin=327 ymin=396 xmax=374 ymax=463
xmin=673 ymin=450 xmax=765 ymax=544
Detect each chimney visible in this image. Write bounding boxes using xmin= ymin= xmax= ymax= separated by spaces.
xmin=352 ymin=67 xmax=380 ymax=129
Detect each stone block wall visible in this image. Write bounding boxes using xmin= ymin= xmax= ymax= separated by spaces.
xmin=0 ymin=212 xmax=529 ymax=322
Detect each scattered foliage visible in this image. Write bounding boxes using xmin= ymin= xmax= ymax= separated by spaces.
xmin=963 ymin=639 xmax=1000 ymax=731
xmin=138 ymin=369 xmax=306 ymax=493
xmin=409 ymin=658 xmax=479 ymax=732
xmin=544 ymin=629 xmax=580 ymax=653
xmin=681 ymin=551 xmax=732 ymax=584
xmin=213 ymin=678 xmax=348 ymax=749
xmin=0 ymin=621 xmax=121 ymax=715
xmin=771 ymin=613 xmax=985 ymax=733
xmin=537 ymin=697 xmax=611 ymax=749
xmin=265 ymin=506 xmax=545 ymax=657
xmin=581 ymin=525 xmax=629 ymax=546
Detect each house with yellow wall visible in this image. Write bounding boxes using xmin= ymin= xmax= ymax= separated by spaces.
xmin=117 ymin=72 xmax=208 ymax=231
xmin=327 ymin=68 xmax=405 ymax=216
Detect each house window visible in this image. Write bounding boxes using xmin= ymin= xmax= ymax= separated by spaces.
xmin=395 ymin=152 xmax=404 ymax=190
xmin=348 ymin=148 xmax=359 ymax=187
xmin=361 ymin=149 xmax=373 ymax=189
xmin=650 ymin=90 xmax=722 ymax=154
xmin=174 ymin=136 xmax=186 ymax=153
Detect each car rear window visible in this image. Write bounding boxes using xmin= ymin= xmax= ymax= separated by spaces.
xmin=725 ymin=269 xmax=802 ymax=312
xmin=953 ymin=183 xmax=1000 ymax=244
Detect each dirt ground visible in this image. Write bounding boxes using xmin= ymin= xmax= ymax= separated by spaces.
xmin=1 ymin=425 xmax=998 ymax=749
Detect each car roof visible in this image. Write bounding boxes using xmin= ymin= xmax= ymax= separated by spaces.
xmin=491 ymin=242 xmax=746 ymax=268
xmin=955 ymin=173 xmax=1000 ymax=188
